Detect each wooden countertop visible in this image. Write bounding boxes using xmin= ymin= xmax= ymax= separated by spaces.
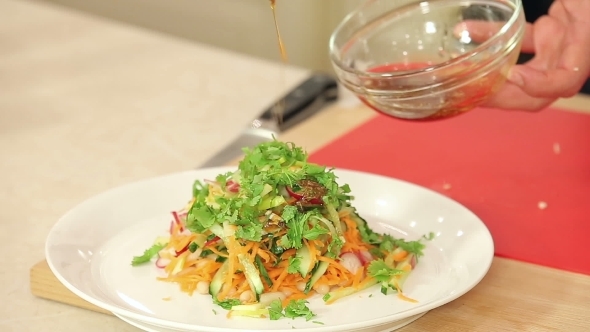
xmin=2 ymin=0 xmax=589 ymax=331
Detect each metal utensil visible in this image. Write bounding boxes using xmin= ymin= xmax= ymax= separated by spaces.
xmin=198 ymin=73 xmax=339 ymax=168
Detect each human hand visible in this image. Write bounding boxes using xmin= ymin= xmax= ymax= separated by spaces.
xmin=458 ymin=0 xmax=590 ymax=111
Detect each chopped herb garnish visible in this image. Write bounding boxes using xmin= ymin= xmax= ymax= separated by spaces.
xmin=367 ymin=259 xmax=405 ymax=283
xmin=268 ymin=299 xmax=284 ymax=320
xmin=287 ymin=257 xmax=301 ymax=274
xmin=131 ymin=243 xmax=166 ymax=266
xmin=214 ymin=298 xmax=241 ymax=310
xmin=284 ymin=300 xmax=316 ymax=321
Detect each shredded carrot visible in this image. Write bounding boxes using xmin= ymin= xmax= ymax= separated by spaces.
xmin=271 ymin=267 xmax=290 ymax=292
xmin=393 ymin=250 xmax=408 ymax=261
xmin=154 ymin=200 xmax=420 ymax=308
xmin=256 ymin=248 xmax=272 ymax=263
xmin=317 ymin=256 xmax=351 ymax=276
xmin=268 ymin=267 xmax=285 ymax=278
xmin=304 ymin=240 xmax=317 ymax=272
xmin=236 ymin=279 xmax=251 ymax=294
xmin=206 ymin=245 xmax=229 ymax=258
xmin=398 ymin=292 xmax=419 ymax=303
xmin=171 ymin=234 xmax=194 ymax=252
xmin=250 ymin=242 xmax=260 ymax=260
xmin=240 ymin=241 xmax=255 ymax=256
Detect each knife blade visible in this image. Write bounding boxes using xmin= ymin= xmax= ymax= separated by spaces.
xmin=198 ymin=73 xmax=339 ymax=168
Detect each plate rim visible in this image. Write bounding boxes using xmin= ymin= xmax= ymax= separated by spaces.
xmin=45 ymin=166 xmax=494 ymax=332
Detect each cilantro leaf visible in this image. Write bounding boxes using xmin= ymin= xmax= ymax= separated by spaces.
xmin=192 ymin=180 xmax=209 ymax=199
xmin=215 ymin=172 xmax=231 ymax=187
xmin=131 ymin=243 xmax=166 ymax=266
xmin=367 ymin=259 xmax=404 ymax=282
xmin=186 ymin=203 xmax=216 ymax=232
xmin=281 ymin=210 xmax=311 ymax=250
xmin=214 ymin=298 xmax=241 ymax=310
xmin=303 ymin=223 xmax=329 ymax=240
xmin=379 ymin=234 xmax=395 ymax=252
xmin=326 ymin=235 xmax=343 ymax=258
xmin=268 ymin=299 xmax=284 ymax=320
xmin=287 ymin=257 xmax=301 ymax=274
xmin=347 ymin=210 xmax=381 ymax=244
xmin=376 ymin=233 xmax=428 ymax=258
xmin=235 ymin=222 xmax=263 ymax=242
xmin=281 ymin=205 xmax=297 ymax=222
xmin=278 ymin=234 xmax=294 ymax=250
xmin=395 ymin=239 xmax=426 ymax=257
xmin=283 ymin=300 xmax=316 ymax=321
xmin=422 ymin=232 xmax=436 ymax=241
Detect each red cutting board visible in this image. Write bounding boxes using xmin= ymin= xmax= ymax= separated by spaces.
xmin=309 ymin=106 xmax=590 ymax=275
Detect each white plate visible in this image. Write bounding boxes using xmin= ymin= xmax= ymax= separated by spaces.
xmin=46 ymin=167 xmax=494 ymax=332
xmin=114 ymin=312 xmax=427 ymax=332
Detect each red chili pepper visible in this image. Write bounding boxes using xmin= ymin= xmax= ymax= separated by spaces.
xmin=204 ymin=236 xmax=221 ymax=247
xmin=175 ymin=244 xmax=189 ymax=256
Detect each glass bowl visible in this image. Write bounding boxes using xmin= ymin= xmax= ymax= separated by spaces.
xmin=329 ymin=0 xmax=526 ymax=121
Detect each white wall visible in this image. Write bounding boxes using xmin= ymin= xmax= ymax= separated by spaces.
xmin=33 ymin=0 xmax=364 ymax=72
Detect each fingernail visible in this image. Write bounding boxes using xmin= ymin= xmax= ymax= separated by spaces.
xmin=507 ymin=68 xmax=524 ymax=87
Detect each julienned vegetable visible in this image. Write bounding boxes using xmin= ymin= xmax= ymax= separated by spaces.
xmin=131 ymin=140 xmax=432 ymax=320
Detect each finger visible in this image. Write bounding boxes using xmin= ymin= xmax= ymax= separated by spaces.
xmin=553 ymin=23 xmax=590 ymax=77
xmin=548 ymin=0 xmax=590 ymax=26
xmin=454 ymin=21 xmax=535 ymax=53
xmin=507 ymin=64 xmax=587 ymax=99
xmin=538 ymin=0 xmax=590 ymax=75
xmin=507 ymin=18 xmax=590 ymax=98
xmin=524 ymin=16 xmax=565 ymax=71
xmin=481 ymin=81 xmax=555 ymax=111
xmin=519 ymin=23 xmax=535 ymax=54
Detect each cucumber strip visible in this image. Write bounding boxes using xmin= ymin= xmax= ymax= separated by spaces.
xmin=209 ymin=259 xmax=230 ymax=298
xmin=325 ymin=202 xmax=344 ymax=236
xmin=304 ymin=261 xmax=329 ymax=293
xmin=255 ymin=255 xmax=273 ymax=288
xmin=227 ymin=308 xmax=269 ymax=318
xmin=208 ymin=224 xmax=224 ymax=239
xmin=322 ymin=278 xmax=379 ymax=305
xmin=238 ymin=254 xmax=264 ymax=301
xmin=313 ymin=216 xmax=338 ymax=242
xmin=295 ymin=245 xmax=313 ymax=277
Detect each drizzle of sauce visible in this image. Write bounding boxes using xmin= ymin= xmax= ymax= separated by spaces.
xmin=270 ymin=0 xmax=288 ymax=63
xmin=269 ymin=0 xmax=287 ymax=126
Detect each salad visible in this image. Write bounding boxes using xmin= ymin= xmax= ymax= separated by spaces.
xmin=131 ymin=140 xmax=432 ymax=321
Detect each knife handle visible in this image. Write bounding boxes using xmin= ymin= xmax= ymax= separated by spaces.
xmin=259 ymin=72 xmax=339 ymax=132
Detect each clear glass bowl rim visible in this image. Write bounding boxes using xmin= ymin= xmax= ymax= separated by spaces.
xmin=328 ymin=0 xmax=525 ymax=78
